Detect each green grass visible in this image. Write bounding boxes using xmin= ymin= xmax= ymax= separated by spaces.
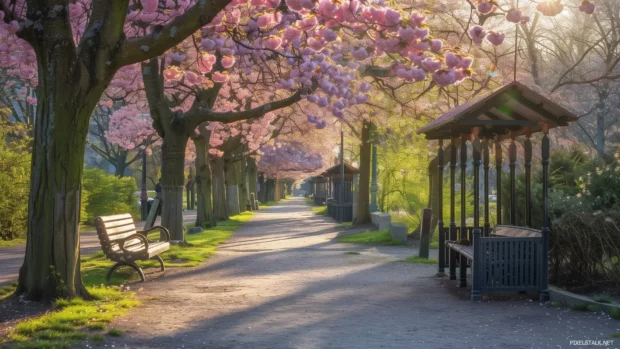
xmin=610 ymin=307 xmax=620 ymax=320
xmin=5 ymin=211 xmax=255 ymax=348
xmin=305 ymin=198 xmax=314 ymax=205
xmin=593 ymin=294 xmax=613 ymax=304
xmin=571 ymin=304 xmax=590 ymax=312
xmin=550 ymin=301 xmax=564 ymax=308
xmin=612 ymin=332 xmax=620 ymax=338
xmin=396 ymin=256 xmax=438 ymax=264
xmin=1 ymin=282 xmax=17 ymax=300
xmin=337 ymin=229 xmax=405 ymax=245
xmin=336 ymin=222 xmax=353 ymax=229
xmin=311 ymin=205 xmax=328 ymax=216
xmin=107 ymin=328 xmax=123 ymax=337
xmin=344 ymin=251 xmax=361 ymax=255
xmin=0 ymin=238 xmax=25 ymax=247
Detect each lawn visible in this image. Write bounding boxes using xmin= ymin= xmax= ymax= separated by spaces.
xmin=2 ymin=211 xmax=254 ymax=349
xmin=311 ymin=205 xmax=328 ymax=216
xmin=0 ymin=238 xmax=25 ymax=248
xmin=337 ymin=229 xmax=405 ymax=246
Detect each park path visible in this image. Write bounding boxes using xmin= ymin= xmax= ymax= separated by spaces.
xmin=0 ymin=211 xmax=197 ymax=286
xmin=105 ymin=197 xmax=619 ymax=349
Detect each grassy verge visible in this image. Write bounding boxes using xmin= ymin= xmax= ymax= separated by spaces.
xmin=396 ymin=256 xmax=437 ymax=264
xmin=304 ymin=198 xmax=314 ymax=205
xmin=0 ymin=238 xmax=25 ymax=248
xmin=1 ymin=282 xmax=17 ymax=301
xmin=311 ymin=205 xmax=328 ymax=216
xmin=4 ymin=211 xmax=254 ymax=349
xmin=337 ymin=229 xmax=404 ymax=246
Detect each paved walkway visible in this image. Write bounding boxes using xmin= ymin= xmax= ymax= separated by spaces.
xmin=0 ymin=211 xmax=197 ymax=286
xmin=106 ymin=198 xmax=619 ymax=349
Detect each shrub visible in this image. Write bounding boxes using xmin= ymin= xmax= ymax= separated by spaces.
xmin=81 ymin=168 xmax=138 ymax=224
xmin=549 ymin=212 xmax=620 ymax=287
xmin=0 ymin=146 xmax=30 ymax=241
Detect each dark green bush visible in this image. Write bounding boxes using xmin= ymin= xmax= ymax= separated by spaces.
xmin=0 ymin=146 xmax=30 ymax=240
xmin=81 ymin=168 xmax=138 ymax=224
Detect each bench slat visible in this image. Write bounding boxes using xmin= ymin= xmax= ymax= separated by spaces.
xmin=101 ymin=224 xmax=136 ymax=236
xmin=492 ymin=225 xmax=541 ymax=238
xmin=97 ymin=213 xmax=133 ymax=222
xmin=97 ymin=218 xmax=134 ymax=229
xmin=446 ymin=242 xmax=473 ymax=260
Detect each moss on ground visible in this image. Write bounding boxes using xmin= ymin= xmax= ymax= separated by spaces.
xmin=0 ymin=238 xmax=25 ymax=248
xmin=3 ymin=211 xmax=254 ymax=349
xmin=396 ymin=256 xmax=437 ymax=264
xmin=337 ymin=229 xmax=404 ymax=246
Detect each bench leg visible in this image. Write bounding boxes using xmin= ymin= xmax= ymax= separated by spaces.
xmin=152 ymin=255 xmax=165 ymax=272
xmin=107 ymin=261 xmax=146 ymax=282
xmin=459 ymin=254 xmax=467 ymax=288
xmin=449 ymin=250 xmax=457 ymax=280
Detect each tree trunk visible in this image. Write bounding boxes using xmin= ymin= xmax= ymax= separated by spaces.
xmin=596 ymin=108 xmax=606 ymax=157
xmin=238 ymin=157 xmax=250 ymax=211
xmin=225 ymin=159 xmax=241 ymax=216
xmin=194 ymin=136 xmax=216 ymax=228
xmin=17 ymin=45 xmax=105 ymax=300
xmin=212 ymin=157 xmax=228 ymax=220
xmin=354 ymin=120 xmax=372 ymax=225
xmin=248 ymin=158 xmax=258 ymax=208
xmin=114 ymin=152 xmax=129 ymax=177
xmin=160 ymin=133 xmax=188 ymax=242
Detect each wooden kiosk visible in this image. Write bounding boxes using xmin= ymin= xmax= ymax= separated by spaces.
xmin=417 ymin=82 xmax=577 ymax=301
xmin=324 ymin=163 xmax=358 ymax=222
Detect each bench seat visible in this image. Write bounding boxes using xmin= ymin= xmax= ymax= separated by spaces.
xmin=445 ymin=242 xmax=473 ymax=260
xmin=96 ymin=213 xmax=170 ymax=282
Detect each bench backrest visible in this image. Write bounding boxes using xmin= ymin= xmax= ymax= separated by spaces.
xmin=95 ymin=214 xmax=137 ymax=257
xmin=492 ymin=225 xmax=542 ymax=238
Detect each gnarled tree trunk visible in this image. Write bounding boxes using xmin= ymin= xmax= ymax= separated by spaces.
xmin=212 ymin=157 xmax=228 ymax=220
xmin=160 ymin=132 xmax=188 ymax=242
xmin=238 ymin=157 xmax=250 ymax=211
xmin=354 ymin=120 xmax=372 ymax=225
xmin=194 ymin=135 xmax=216 ymax=228
xmin=225 ymin=159 xmax=241 ymax=215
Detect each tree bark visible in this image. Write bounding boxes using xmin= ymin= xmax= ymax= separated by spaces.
xmin=238 ymin=157 xmax=250 ymax=211
xmin=212 ymin=157 xmax=228 ymax=220
xmin=18 ymin=42 xmax=106 ymax=300
xmin=225 ymin=159 xmax=241 ymax=215
xmin=247 ymin=158 xmax=258 ymax=208
xmin=354 ymin=120 xmax=372 ymax=225
xmin=114 ymin=152 xmax=129 ymax=177
xmin=160 ymin=133 xmax=188 ymax=242
xmin=194 ymin=135 xmax=216 ymax=228
xmin=596 ymin=108 xmax=606 ymax=157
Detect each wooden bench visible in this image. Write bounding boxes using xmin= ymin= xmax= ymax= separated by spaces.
xmin=95 ymin=213 xmax=171 ymax=282
xmin=445 ymin=225 xmax=544 ymax=301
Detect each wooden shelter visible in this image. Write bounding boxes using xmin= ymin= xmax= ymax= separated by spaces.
xmin=417 ymin=81 xmax=577 ymax=301
xmin=323 ymin=163 xmax=359 ymax=222
xmin=310 ymin=175 xmax=328 ymax=206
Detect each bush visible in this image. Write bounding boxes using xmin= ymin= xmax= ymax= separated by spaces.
xmin=81 ymin=168 xmax=138 ymax=224
xmin=0 ymin=146 xmax=30 ymax=240
xmin=550 ymin=211 xmax=620 ymax=287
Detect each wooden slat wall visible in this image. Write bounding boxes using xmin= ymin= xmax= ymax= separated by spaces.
xmin=478 ymin=237 xmax=542 ymax=291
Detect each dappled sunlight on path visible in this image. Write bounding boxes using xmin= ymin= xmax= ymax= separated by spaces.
xmin=109 ymin=197 xmax=619 ymax=349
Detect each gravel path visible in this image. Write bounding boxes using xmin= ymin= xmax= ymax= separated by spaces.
xmin=105 ymin=198 xmax=619 ymax=349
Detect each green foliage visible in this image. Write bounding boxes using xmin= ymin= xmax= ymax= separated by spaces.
xmin=0 ymin=141 xmax=30 ymax=241
xmin=107 ymin=328 xmax=123 ymax=337
xmin=337 ymin=229 xmax=404 ymax=245
xmin=593 ymin=294 xmax=613 ymax=304
xmin=81 ymin=168 xmax=139 ymax=224
xmin=610 ymin=307 xmax=620 ymax=320
xmin=344 ymin=251 xmax=361 ymax=255
xmin=311 ymin=205 xmax=328 ymax=216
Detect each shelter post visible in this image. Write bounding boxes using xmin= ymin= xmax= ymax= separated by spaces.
xmin=459 ymin=133 xmax=469 ymax=288
xmin=437 ymin=139 xmax=445 ymax=276
xmin=524 ymin=131 xmax=533 ymax=227
xmin=449 ymin=137 xmax=458 ymax=281
xmin=472 ymin=128 xmax=482 ymax=301
xmin=509 ymin=134 xmax=517 ymax=225
xmin=495 ymin=139 xmax=502 ymax=225
xmin=540 ymin=125 xmax=551 ymax=301
xmin=483 ymin=139 xmax=490 ymax=236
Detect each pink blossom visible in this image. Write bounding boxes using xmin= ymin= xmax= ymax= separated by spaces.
xmin=163 ymin=67 xmax=182 ymax=81
xmin=286 ymin=0 xmax=303 ymax=11
xmin=537 ymin=0 xmax=563 ymax=16
xmin=201 ymin=38 xmax=216 ymax=51
xmin=409 ymin=12 xmax=425 ymax=27
xmin=0 ymin=10 xmax=4 ymax=22
xmin=7 ymin=20 xmax=20 ymax=34
xmin=198 ymin=54 xmax=216 ymax=73
xmin=212 ymin=72 xmax=229 ymax=83
xmin=506 ymin=9 xmax=522 ymax=23
xmin=445 ymin=53 xmax=460 ymax=69
xmin=26 ymin=96 xmax=37 ymax=105
xmin=351 ymin=47 xmax=370 ymax=61
xmin=263 ymin=36 xmax=282 ymax=50
xmin=469 ymin=25 xmax=486 ymax=44
xmin=384 ymin=9 xmax=401 ymax=25
xmin=185 ymin=71 xmax=201 ymax=85
xmin=422 ymin=58 xmax=441 ymax=73
xmin=284 ymin=27 xmax=302 ymax=42
xmin=487 ymin=31 xmax=505 ymax=46
xmin=221 ymin=56 xmax=236 ymax=68
xmin=308 ymin=38 xmax=325 ymax=51
xmin=520 ymin=16 xmax=530 ymax=24
xmin=398 ymin=27 xmax=416 ymax=43
xmin=323 ymin=29 xmax=338 ymax=42
xmin=142 ymin=0 xmax=158 ymax=14
xmin=579 ymin=1 xmax=596 ymax=15
xmin=430 ymin=39 xmax=443 ymax=53
xmin=432 ymin=70 xmax=457 ymax=87
xmin=257 ymin=14 xmax=274 ymax=29
xmin=477 ymin=2 xmax=494 ymax=14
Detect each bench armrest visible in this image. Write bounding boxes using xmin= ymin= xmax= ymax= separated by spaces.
xmin=139 ymin=226 xmax=171 ymax=242
xmin=119 ymin=234 xmax=149 ymax=254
